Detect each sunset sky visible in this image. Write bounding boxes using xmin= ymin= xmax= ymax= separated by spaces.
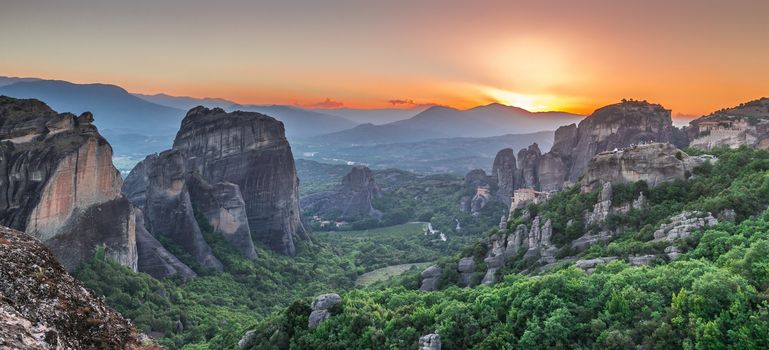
xmin=2 ymin=0 xmax=769 ymax=116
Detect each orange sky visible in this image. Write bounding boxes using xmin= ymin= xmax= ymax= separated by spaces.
xmin=2 ymin=0 xmax=769 ymax=116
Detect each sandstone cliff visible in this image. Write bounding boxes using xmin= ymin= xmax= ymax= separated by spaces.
xmin=301 ymin=166 xmax=382 ymax=220
xmin=125 ymin=107 xmax=308 ymax=257
xmin=0 ymin=96 xmax=137 ymax=271
xmin=0 ymin=225 xmax=160 ymax=349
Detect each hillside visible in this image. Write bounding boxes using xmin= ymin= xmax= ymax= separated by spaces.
xmin=224 ymin=146 xmax=769 ymax=349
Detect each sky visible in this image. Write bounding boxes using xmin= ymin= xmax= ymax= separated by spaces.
xmin=2 ymin=0 xmax=769 ymax=116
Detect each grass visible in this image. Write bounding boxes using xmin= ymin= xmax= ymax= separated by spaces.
xmin=355 ymin=262 xmax=432 ymax=287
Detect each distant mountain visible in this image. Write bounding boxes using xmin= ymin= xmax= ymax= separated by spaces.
xmin=133 ymin=93 xmax=237 ymax=110
xmin=295 ymin=131 xmax=555 ymax=174
xmin=0 ymin=76 xmax=41 ymax=88
xmin=307 ymin=123 xmax=447 ymax=146
xmin=235 ymin=104 xmax=358 ymax=139
xmin=306 ymin=107 xmax=427 ymax=125
xmin=390 ymin=103 xmax=583 ymax=137
xmin=0 ymin=79 xmax=184 ymax=135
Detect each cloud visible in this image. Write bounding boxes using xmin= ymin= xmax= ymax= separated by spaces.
xmin=388 ymin=99 xmax=415 ymax=106
xmin=388 ymin=99 xmax=439 ymax=108
xmin=302 ymin=98 xmax=344 ymax=109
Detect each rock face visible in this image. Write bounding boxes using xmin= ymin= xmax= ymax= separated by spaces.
xmin=419 ymin=333 xmax=441 ymax=350
xmin=125 ymin=107 xmax=308 ymax=257
xmin=174 ymin=107 xmax=307 ymax=255
xmin=134 ymin=208 xmax=197 ymax=280
xmin=188 ymin=175 xmax=256 ymax=260
xmin=517 ymin=143 xmax=542 ymax=189
xmin=143 ymin=150 xmax=224 ymax=271
xmin=308 ymin=293 xmax=342 ymax=328
xmin=0 ymin=225 xmax=160 ymax=350
xmin=491 ymin=148 xmax=517 ymax=205
xmin=0 ymin=97 xmax=137 ymax=272
xmin=480 ymin=215 xmax=557 ymax=285
xmin=457 ymin=257 xmax=476 ymax=287
xmin=688 ymin=98 xmax=769 ymax=149
xmin=301 ymin=166 xmax=382 ymax=220
xmin=581 ymin=143 xmax=709 ymax=193
xmin=419 ymin=265 xmax=442 ymax=291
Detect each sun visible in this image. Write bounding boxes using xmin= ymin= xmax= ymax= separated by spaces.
xmin=484 ymin=87 xmax=555 ymax=112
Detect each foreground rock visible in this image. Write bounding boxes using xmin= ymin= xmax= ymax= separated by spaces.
xmin=419 ymin=265 xmax=442 ymax=291
xmin=308 ymin=293 xmax=342 ymax=328
xmin=0 ymin=226 xmax=159 ymax=349
xmin=0 ymin=97 xmax=138 ymax=272
xmin=125 ymin=107 xmax=308 ymax=258
xmin=301 ymin=166 xmax=382 ymax=220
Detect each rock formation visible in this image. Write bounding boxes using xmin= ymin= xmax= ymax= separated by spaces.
xmin=143 ymin=150 xmax=224 ymax=271
xmin=688 ymin=97 xmax=769 ymax=149
xmin=308 ymin=293 xmax=342 ymax=328
xmin=419 ymin=333 xmax=442 ymax=350
xmin=580 ymin=143 xmax=710 ymax=193
xmin=457 ymin=257 xmax=476 ymax=287
xmin=653 ymin=211 xmax=718 ymax=242
xmin=480 ymin=215 xmax=557 ymax=285
xmin=517 ymin=143 xmax=542 ymax=189
xmin=301 ymin=166 xmax=382 ymax=220
xmin=491 ymin=148 xmax=517 ymax=205
xmin=497 ymin=100 xmax=679 ymax=193
xmin=419 ymin=265 xmax=442 ymax=291
xmin=0 ymin=97 xmax=138 ymax=271
xmin=0 ymin=225 xmax=160 ymax=349
xmin=125 ymin=107 xmax=308 ymax=257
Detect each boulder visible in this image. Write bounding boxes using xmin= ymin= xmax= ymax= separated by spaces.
xmin=308 ymin=293 xmax=342 ymax=328
xmin=419 ymin=333 xmax=441 ymax=350
xmin=653 ymin=211 xmax=718 ymax=241
xmin=419 ymin=265 xmax=442 ymax=291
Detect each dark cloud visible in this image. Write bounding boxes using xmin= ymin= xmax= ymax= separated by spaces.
xmin=388 ymin=99 xmax=440 ymax=108
xmin=302 ymin=98 xmax=344 ymax=109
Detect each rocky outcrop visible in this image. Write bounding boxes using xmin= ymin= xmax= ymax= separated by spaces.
xmin=581 ymin=143 xmax=709 ymax=193
xmin=480 ymin=215 xmax=557 ymax=285
xmin=0 ymin=225 xmax=160 ymax=349
xmin=491 ymin=148 xmax=517 ymax=205
xmin=517 ymin=143 xmax=542 ymax=189
xmin=134 ymin=208 xmax=197 ymax=280
xmin=653 ymin=211 xmax=718 ymax=242
xmin=419 ymin=333 xmax=441 ymax=350
xmin=0 ymin=97 xmax=137 ymax=272
xmin=301 ymin=166 xmax=382 ymax=220
xmin=419 ymin=265 xmax=442 ymax=291
xmin=574 ymin=256 xmax=618 ymax=273
xmin=457 ymin=257 xmax=476 ymax=287
xmin=173 ymin=107 xmax=308 ymax=255
xmin=308 ymin=293 xmax=342 ymax=328
xmin=507 ymin=100 xmax=678 ymax=192
xmin=125 ymin=107 xmax=308 ymax=257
